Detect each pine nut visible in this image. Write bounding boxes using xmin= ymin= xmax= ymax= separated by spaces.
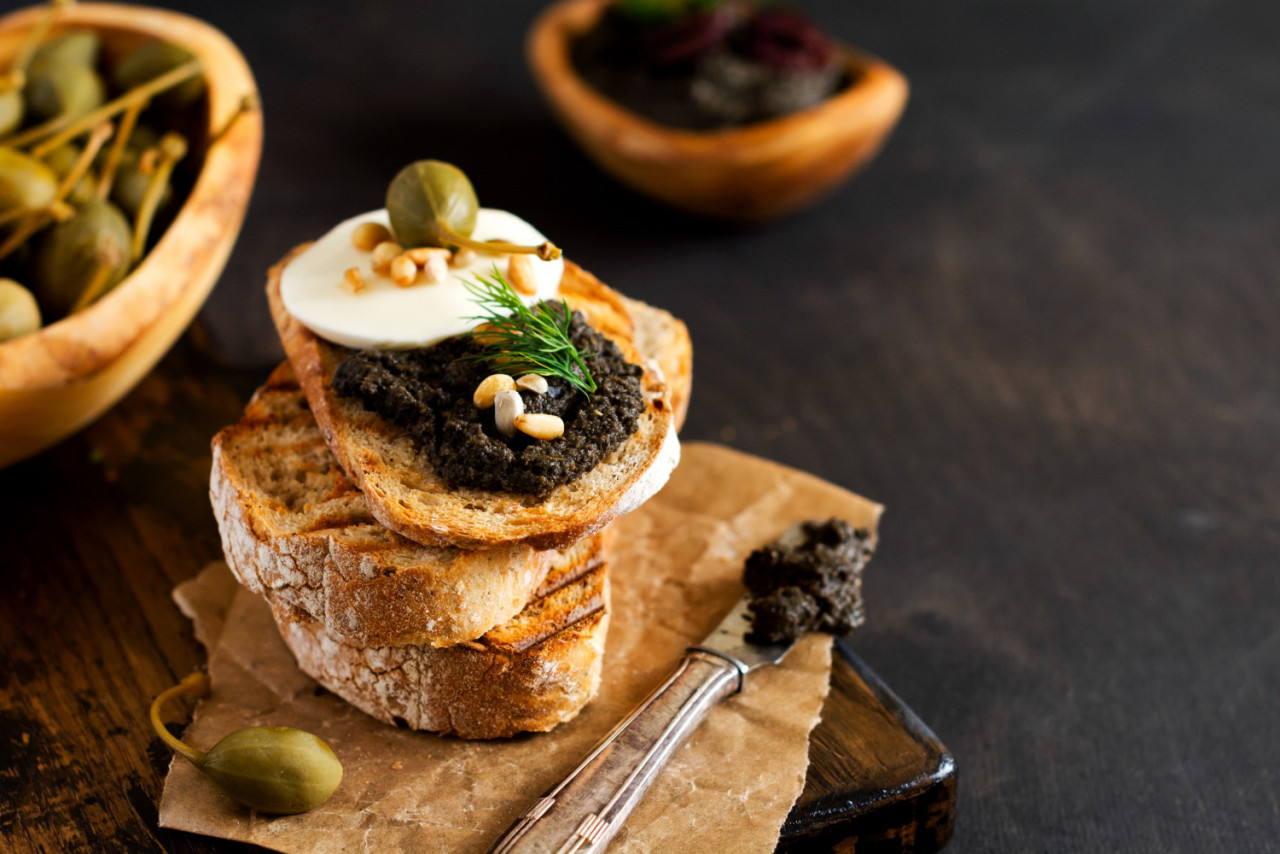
xmin=390 ymin=254 xmax=418 ymax=287
xmin=507 ymin=254 xmax=537 ymax=295
xmin=406 ymin=247 xmax=450 ymax=284
xmin=370 ymin=240 xmax=402 ymax=274
xmin=342 ymin=267 xmax=366 ymax=293
xmin=516 ymin=374 xmax=548 ymax=394
xmin=494 ymin=389 xmax=524 ymax=438
xmin=403 ymin=247 xmax=439 ymax=263
xmin=515 ymin=412 xmax=564 ymax=441
xmin=450 ymin=248 xmax=478 ymax=268
xmin=352 ymin=221 xmax=392 ymax=251
xmin=473 ymin=374 xmax=515 ymax=408
xmin=471 ymin=322 xmax=501 ymax=347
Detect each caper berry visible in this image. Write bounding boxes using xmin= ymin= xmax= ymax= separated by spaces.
xmin=114 ymin=42 xmax=206 ymax=108
xmin=0 ymin=147 xmax=57 ymax=212
xmin=386 ymin=160 xmax=561 ymax=260
xmin=24 ymin=63 xmax=105 ymax=122
xmin=386 ymin=159 xmax=479 ymax=251
xmin=32 ymin=198 xmax=132 ymax=317
xmin=109 ymin=149 xmax=172 ymax=217
xmin=0 ymin=278 xmax=42 ymax=342
xmin=29 ymin=29 xmax=101 ymax=73
xmin=149 ymin=673 xmax=343 ymax=816
xmin=0 ymin=89 xmax=23 ymax=137
xmin=198 ymin=726 xmax=344 ymax=815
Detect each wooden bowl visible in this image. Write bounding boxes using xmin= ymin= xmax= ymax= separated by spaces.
xmin=0 ymin=3 xmax=262 ymax=469
xmin=527 ymin=0 xmax=909 ymax=222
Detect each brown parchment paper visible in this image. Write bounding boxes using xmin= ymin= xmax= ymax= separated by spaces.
xmin=159 ymin=442 xmax=883 ymax=853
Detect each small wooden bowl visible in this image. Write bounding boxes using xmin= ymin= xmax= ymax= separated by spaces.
xmin=0 ymin=3 xmax=262 ymax=469
xmin=527 ymin=0 xmax=909 ymax=222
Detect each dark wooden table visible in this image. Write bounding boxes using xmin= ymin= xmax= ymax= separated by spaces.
xmin=4 ymin=0 xmax=1280 ymax=851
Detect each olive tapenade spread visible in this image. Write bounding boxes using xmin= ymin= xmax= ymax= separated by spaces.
xmin=744 ymin=518 xmax=874 ymax=644
xmin=332 ymin=306 xmax=644 ymax=497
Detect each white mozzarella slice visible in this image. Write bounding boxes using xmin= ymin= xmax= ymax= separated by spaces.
xmin=280 ymin=208 xmax=563 ymax=350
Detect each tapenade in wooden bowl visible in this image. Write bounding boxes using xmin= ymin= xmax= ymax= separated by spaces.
xmin=0 ymin=3 xmax=261 ymax=468
xmin=527 ymin=0 xmax=908 ymax=222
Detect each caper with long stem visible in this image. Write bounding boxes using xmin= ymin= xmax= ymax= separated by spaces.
xmin=385 ymin=160 xmax=562 ymax=261
xmin=30 ymin=197 xmax=131 ymax=313
xmin=149 ymin=672 xmax=344 ymax=815
xmin=0 ymin=122 xmax=111 ymax=264
xmin=129 ymin=131 xmax=185 ymax=260
xmin=18 ymin=58 xmax=200 ymax=156
xmin=95 ymin=99 xmax=143 ymax=199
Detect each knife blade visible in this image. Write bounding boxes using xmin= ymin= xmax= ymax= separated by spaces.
xmin=487 ymin=593 xmax=797 ymax=854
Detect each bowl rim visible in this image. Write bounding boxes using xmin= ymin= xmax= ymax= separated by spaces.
xmin=526 ymin=0 xmax=909 ymax=155
xmin=0 ymin=2 xmax=262 ymax=391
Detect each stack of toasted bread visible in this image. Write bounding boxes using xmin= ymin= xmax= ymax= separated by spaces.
xmin=210 ymin=252 xmax=690 ymax=739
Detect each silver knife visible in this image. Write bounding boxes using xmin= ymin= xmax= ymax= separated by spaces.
xmin=487 ymin=594 xmax=793 ymax=854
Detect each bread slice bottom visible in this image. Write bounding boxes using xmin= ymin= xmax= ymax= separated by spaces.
xmin=266 ymin=529 xmax=613 ymax=739
xmin=213 ymin=364 xmax=554 ymax=649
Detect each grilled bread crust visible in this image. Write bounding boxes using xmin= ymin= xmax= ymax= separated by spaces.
xmin=270 ymin=531 xmax=612 ymax=739
xmin=267 ymin=248 xmax=680 ymax=550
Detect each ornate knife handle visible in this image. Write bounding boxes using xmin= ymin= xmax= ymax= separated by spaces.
xmin=488 ymin=650 xmax=746 ymax=854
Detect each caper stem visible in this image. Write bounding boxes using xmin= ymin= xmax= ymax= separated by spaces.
xmin=209 ymin=93 xmax=260 ymax=147
xmin=27 ymin=59 xmax=202 ymax=157
xmin=149 ymin=671 xmax=211 ymax=769
xmin=0 ymin=198 xmax=71 ymax=228
xmin=69 ymin=258 xmax=115 ymax=313
xmin=0 ymin=113 xmax=64 ymax=149
xmin=96 ymin=100 xmax=144 ymax=200
xmin=0 ymin=122 xmax=113 ymax=263
xmin=53 ymin=120 xmax=112 ymax=199
xmin=0 ymin=208 xmax=55 ymax=263
xmin=130 ymin=131 xmax=186 ymax=261
xmin=432 ymin=221 xmax=562 ymax=261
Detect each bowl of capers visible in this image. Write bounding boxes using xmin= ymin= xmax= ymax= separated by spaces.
xmin=0 ymin=1 xmax=262 ymax=468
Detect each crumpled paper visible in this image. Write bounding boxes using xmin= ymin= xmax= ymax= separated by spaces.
xmin=159 ymin=442 xmax=883 ymax=853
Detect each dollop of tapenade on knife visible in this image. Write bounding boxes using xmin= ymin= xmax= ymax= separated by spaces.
xmin=744 ymin=518 xmax=875 ymax=644
xmin=332 ymin=305 xmax=644 ymax=497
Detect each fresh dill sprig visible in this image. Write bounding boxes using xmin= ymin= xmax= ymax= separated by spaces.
xmin=462 ymin=268 xmax=597 ymax=397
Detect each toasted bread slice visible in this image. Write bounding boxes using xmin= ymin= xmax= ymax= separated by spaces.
xmin=267 ymin=248 xmax=681 ymax=550
xmin=211 ymin=363 xmax=554 ymax=648
xmin=270 ymin=530 xmax=612 ymax=739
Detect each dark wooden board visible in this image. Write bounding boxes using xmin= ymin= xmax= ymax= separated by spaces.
xmin=782 ymin=642 xmax=955 ymax=853
xmin=0 ymin=345 xmax=952 ymax=853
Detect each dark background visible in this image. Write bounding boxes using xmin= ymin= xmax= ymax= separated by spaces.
xmin=10 ymin=0 xmax=1280 ymax=851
